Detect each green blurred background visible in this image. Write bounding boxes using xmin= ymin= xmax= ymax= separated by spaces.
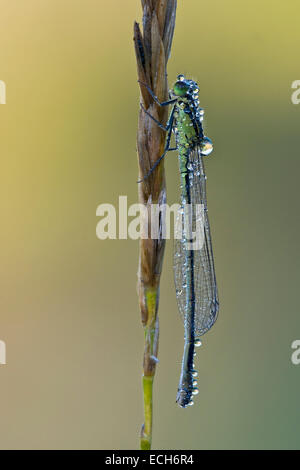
xmin=0 ymin=0 xmax=299 ymax=449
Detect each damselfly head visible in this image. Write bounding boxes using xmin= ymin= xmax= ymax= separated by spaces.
xmin=173 ymin=75 xmax=199 ymax=98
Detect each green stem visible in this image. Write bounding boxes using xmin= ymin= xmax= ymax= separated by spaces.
xmin=140 ymin=288 xmax=158 ymax=450
xmin=141 ymin=376 xmax=153 ymax=450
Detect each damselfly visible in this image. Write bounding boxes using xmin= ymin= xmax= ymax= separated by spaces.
xmin=139 ymin=75 xmax=219 ymax=408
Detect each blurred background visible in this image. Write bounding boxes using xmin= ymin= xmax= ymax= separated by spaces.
xmin=0 ymin=0 xmax=299 ymax=450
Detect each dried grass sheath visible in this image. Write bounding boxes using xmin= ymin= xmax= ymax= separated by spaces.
xmin=133 ymin=0 xmax=177 ymax=450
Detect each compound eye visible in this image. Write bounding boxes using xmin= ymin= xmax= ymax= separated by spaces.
xmin=173 ymin=80 xmax=189 ymax=97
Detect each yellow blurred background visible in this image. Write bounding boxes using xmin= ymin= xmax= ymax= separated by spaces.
xmin=0 ymin=0 xmax=299 ymax=449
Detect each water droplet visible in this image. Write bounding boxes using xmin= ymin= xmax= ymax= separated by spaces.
xmin=199 ymin=108 xmax=204 ymax=116
xmin=201 ymin=136 xmax=213 ymax=156
xmin=193 ymin=380 xmax=198 ymax=387
xmin=177 ymin=74 xmax=185 ymax=81
xmin=191 ymin=370 xmax=198 ymax=378
xmin=150 ymin=355 xmax=159 ymax=363
xmin=192 ymin=388 xmax=199 ymax=396
xmin=194 ymin=88 xmax=199 ymax=93
xmin=188 ymin=400 xmax=194 ymax=406
xmin=194 ymin=339 xmax=202 ymax=347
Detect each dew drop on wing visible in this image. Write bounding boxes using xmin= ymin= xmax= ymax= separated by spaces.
xmin=200 ymin=136 xmax=213 ymax=156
